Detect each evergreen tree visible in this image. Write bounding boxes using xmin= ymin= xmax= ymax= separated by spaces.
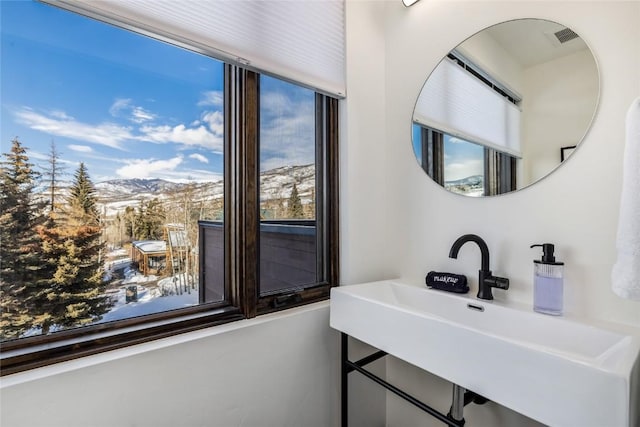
xmin=33 ymin=162 xmax=110 ymax=334
xmin=0 ymin=138 xmax=47 ymax=339
xmin=68 ymin=162 xmax=99 ymax=223
xmin=287 ymin=183 xmax=304 ymax=219
xmin=137 ymin=198 xmax=165 ymax=240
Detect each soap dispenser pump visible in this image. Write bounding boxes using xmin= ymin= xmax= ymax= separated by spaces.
xmin=530 ymin=243 xmax=564 ymax=315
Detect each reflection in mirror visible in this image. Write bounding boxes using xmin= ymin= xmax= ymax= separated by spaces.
xmin=412 ymin=19 xmax=599 ymax=197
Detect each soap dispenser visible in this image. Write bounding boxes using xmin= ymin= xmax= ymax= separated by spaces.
xmin=530 ymin=244 xmax=564 ymax=315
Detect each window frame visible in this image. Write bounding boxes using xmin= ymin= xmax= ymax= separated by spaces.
xmin=0 ymin=22 xmax=339 ymax=377
xmin=229 ymin=67 xmax=339 ymax=318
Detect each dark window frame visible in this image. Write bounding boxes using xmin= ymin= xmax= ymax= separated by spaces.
xmin=251 ymin=76 xmax=339 ymax=315
xmin=484 ymin=149 xmax=517 ymax=196
xmin=0 ymin=48 xmax=339 ymax=377
xmin=420 ymin=127 xmax=444 ymax=185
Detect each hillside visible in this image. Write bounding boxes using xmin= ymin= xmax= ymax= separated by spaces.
xmin=40 ymin=164 xmax=316 ymax=218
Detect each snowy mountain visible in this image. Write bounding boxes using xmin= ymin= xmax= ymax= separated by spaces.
xmin=92 ymin=164 xmax=315 ymax=217
xmin=95 ymin=178 xmax=185 ymax=196
xmin=36 ymin=164 xmax=315 ymax=218
xmin=444 ymin=174 xmax=484 ymax=197
xmin=444 ymin=175 xmax=483 ymax=187
xmin=260 ymin=164 xmax=315 ymax=204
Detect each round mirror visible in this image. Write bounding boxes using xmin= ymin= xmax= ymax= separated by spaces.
xmin=412 ymin=19 xmax=599 ymax=197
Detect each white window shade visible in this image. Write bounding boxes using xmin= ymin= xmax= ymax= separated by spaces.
xmin=47 ymin=0 xmax=346 ymax=98
xmin=414 ymin=58 xmax=521 ymax=157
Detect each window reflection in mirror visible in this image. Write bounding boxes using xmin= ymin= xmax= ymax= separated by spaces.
xmin=412 ymin=19 xmax=599 ymax=197
xmin=413 ymin=125 xmax=517 ymax=197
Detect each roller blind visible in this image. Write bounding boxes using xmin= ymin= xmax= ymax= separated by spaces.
xmin=414 ymin=58 xmax=521 ymax=158
xmin=46 ymin=0 xmax=346 ymax=97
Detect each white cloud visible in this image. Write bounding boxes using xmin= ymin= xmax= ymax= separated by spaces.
xmin=68 ymin=144 xmax=93 ymax=153
xmin=189 ymin=153 xmax=209 ymax=163
xmin=156 ymin=169 xmax=223 ymax=183
xmin=261 ymin=91 xmax=292 ymax=115
xmin=109 ymin=98 xmax=132 ymax=117
xmin=131 ymin=106 xmax=156 ymax=123
xmin=138 ymin=123 xmax=223 ymax=151
xmin=116 ymin=156 xmax=184 ymax=179
xmin=109 ymin=98 xmax=156 ymax=123
xmin=445 ymin=159 xmax=484 ymax=181
xmin=14 ymin=105 xmax=224 ymax=152
xmin=137 ymin=109 xmax=224 ymax=152
xmin=201 ymin=110 xmax=223 ymax=135
xmin=198 ymin=91 xmax=223 ymax=107
xmin=449 ymin=137 xmax=470 ymax=144
xmin=14 ymin=107 xmax=132 ymax=150
xmin=259 ymin=90 xmax=315 ymax=170
xmin=113 ymin=155 xmax=221 ymax=182
xmin=50 ymin=110 xmax=74 ymax=120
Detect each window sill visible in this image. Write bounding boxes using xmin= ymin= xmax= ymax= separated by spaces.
xmin=1 ymin=305 xmax=244 ymax=377
xmin=0 ymin=300 xmax=329 ymax=388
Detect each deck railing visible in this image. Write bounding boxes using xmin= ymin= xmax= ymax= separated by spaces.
xmin=198 ymin=220 xmax=317 ymax=303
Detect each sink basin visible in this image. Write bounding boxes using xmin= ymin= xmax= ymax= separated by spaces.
xmin=330 ymin=280 xmax=640 ymax=427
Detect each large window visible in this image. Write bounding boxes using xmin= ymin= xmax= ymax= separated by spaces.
xmin=0 ymin=1 xmax=338 ymax=375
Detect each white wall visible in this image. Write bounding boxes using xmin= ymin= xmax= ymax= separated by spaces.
xmin=0 ymin=303 xmax=339 ymax=427
xmin=340 ymin=2 xmax=395 ymax=424
xmin=344 ymin=0 xmax=640 ymax=425
xmin=521 ymin=49 xmax=599 ymax=185
xmin=456 ymin=29 xmax=524 ymax=95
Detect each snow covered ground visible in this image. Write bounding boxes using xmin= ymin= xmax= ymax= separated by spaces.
xmin=16 ymin=250 xmax=201 ymax=338
xmin=99 ymin=250 xmax=199 ymax=324
xmin=99 ymin=285 xmax=198 ymax=323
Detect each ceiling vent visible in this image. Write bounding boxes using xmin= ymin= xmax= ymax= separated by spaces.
xmin=554 ymin=28 xmax=580 ymax=44
xmin=544 ymin=27 xmax=580 ymax=47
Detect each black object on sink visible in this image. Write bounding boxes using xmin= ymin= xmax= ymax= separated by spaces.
xmin=425 ymin=271 xmax=469 ymax=294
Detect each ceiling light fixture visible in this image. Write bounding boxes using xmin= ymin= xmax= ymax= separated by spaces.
xmin=402 ymin=0 xmax=421 ymax=6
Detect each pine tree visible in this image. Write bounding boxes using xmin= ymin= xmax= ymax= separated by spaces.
xmin=68 ymin=162 xmax=99 ymax=223
xmin=287 ymin=183 xmax=304 ymax=219
xmin=0 ymin=138 xmax=47 ymax=339
xmin=137 ymin=198 xmax=165 ymax=240
xmin=33 ymin=162 xmax=110 ymax=334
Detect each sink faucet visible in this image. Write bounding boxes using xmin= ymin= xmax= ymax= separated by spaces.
xmin=449 ymin=234 xmax=509 ymax=300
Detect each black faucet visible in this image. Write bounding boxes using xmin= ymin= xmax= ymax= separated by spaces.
xmin=449 ymin=234 xmax=509 ymax=300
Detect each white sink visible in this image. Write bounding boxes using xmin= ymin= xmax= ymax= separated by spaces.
xmin=330 ymin=279 xmax=640 ymax=427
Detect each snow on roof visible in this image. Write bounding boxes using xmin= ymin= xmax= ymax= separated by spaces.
xmin=132 ymin=240 xmax=166 ymax=254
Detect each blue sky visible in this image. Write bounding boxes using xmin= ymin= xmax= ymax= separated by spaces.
xmin=412 ymin=124 xmax=484 ymax=181
xmin=1 ymin=0 xmax=314 ymax=183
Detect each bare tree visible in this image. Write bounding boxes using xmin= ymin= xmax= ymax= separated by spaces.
xmin=41 ymin=140 xmax=67 ymax=216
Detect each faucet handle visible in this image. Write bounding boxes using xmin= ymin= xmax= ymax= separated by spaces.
xmin=485 ymin=276 xmax=509 ymax=290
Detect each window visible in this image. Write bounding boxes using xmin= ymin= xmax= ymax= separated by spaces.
xmin=259 ymin=76 xmax=318 ymax=296
xmin=413 ymin=125 xmax=517 ymax=197
xmin=0 ymin=1 xmax=338 ymax=375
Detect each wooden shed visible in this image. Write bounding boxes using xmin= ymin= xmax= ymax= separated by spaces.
xmin=130 ymin=240 xmax=167 ymax=276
